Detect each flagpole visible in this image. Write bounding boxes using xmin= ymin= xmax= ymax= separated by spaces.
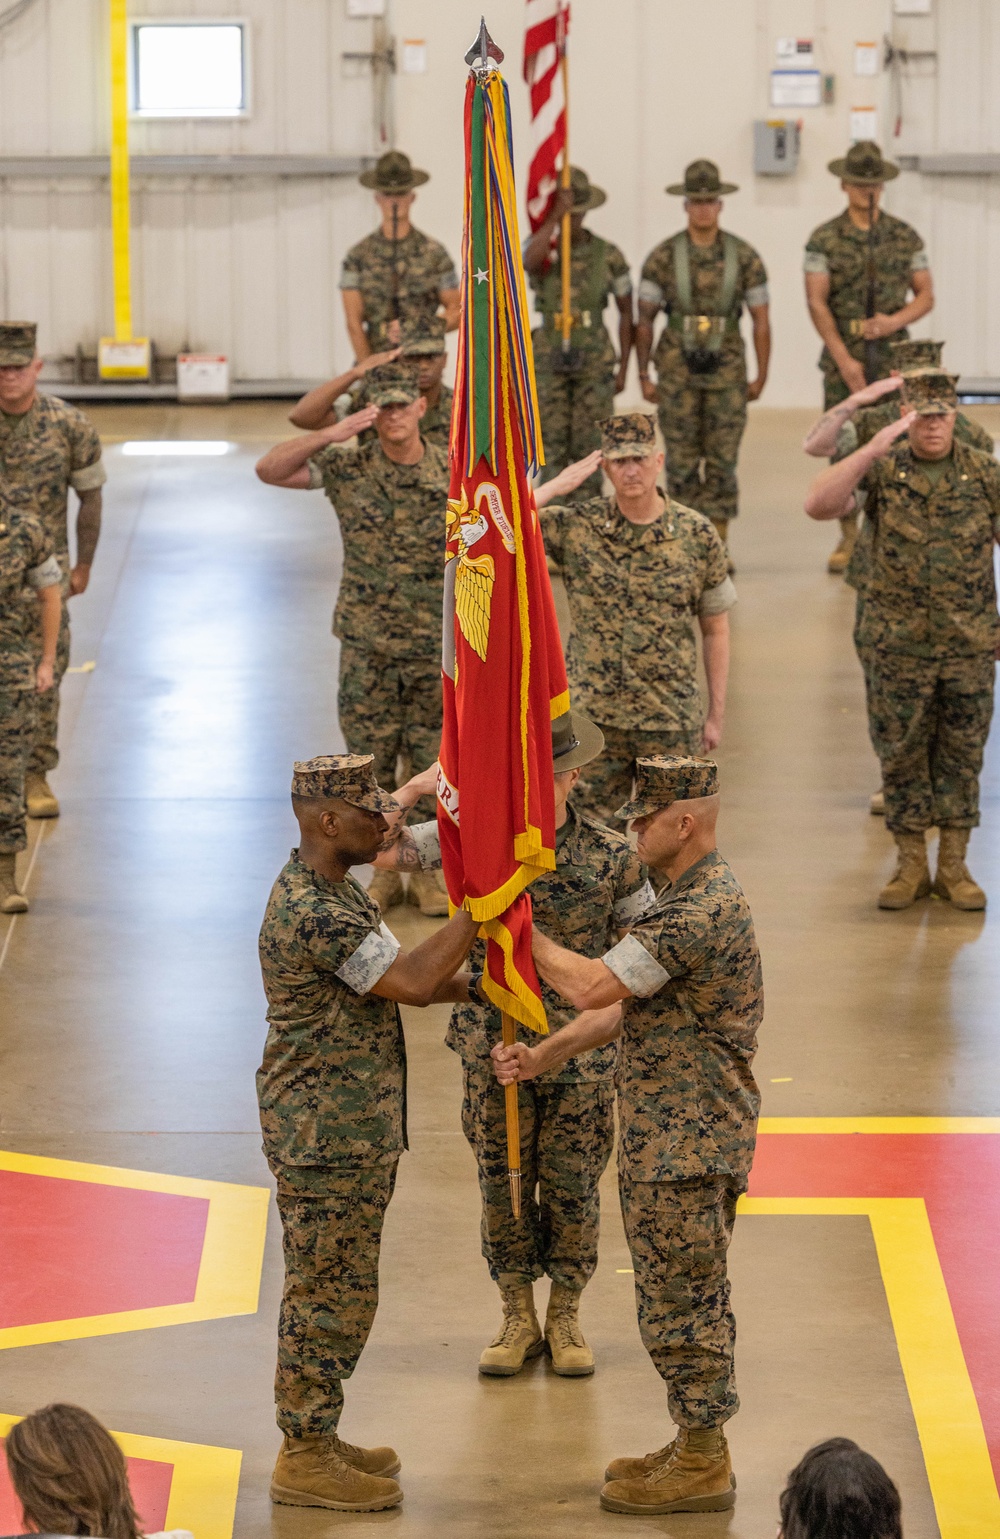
xmin=558 ymin=25 xmax=572 ymax=355
xmin=501 ymin=1014 xmax=522 ymax=1217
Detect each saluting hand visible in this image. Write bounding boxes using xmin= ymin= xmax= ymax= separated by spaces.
xmin=851 ymin=374 xmax=902 ymax=408
xmin=869 ymin=410 xmax=917 ymax=457
xmin=325 ymin=403 xmax=380 ymax=443
xmin=534 ymin=449 xmax=603 ymax=507
xmin=358 ymin=347 xmax=402 ymax=376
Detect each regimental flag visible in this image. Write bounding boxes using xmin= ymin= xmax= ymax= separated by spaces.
xmin=523 ymin=0 xmax=570 ymax=231
xmin=437 ymin=65 xmax=567 ymax=1036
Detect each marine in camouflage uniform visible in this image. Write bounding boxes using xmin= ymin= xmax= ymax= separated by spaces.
xmin=493 ymin=757 xmax=762 ymax=1515
xmin=0 ymin=507 xmax=62 ymax=912
xmin=339 ymin=321 xmax=454 ymax=452
xmin=540 ymin=413 xmax=735 ymax=823
xmin=806 ymin=370 xmax=999 ymax=910
xmin=258 ymin=753 xmax=477 ymax=1513
xmin=637 ymin=161 xmax=769 ymax=541
xmin=0 ymin=321 xmax=106 ymax=815
xmin=341 ymin=151 xmax=459 ymax=359
xmin=525 ymin=168 xmax=633 ymax=502
xmin=446 ymin=710 xmax=654 ymax=1376
xmin=803 ymin=141 xmax=933 ymax=573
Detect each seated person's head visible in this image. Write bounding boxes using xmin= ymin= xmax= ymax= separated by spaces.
xmin=4 ymin=1403 xmax=142 ymax=1539
xmin=779 ymin=1438 xmax=902 ymax=1539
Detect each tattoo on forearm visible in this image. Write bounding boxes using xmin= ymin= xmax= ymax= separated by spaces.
xmin=75 ymin=490 xmax=102 ymax=566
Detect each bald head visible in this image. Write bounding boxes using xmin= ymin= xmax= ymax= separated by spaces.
xmin=632 ymin=793 xmax=719 ymax=876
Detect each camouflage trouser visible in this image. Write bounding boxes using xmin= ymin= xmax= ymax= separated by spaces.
xmin=273 ymin=1161 xmax=398 ymax=1437
xmin=865 ymin=650 xmax=995 ymax=834
xmin=28 ymin=589 xmax=70 ymax=776
xmin=0 ymin=688 xmax=35 ymax=854
xmin=535 ymin=356 xmax=615 ymax=502
xmin=621 ymin=1175 xmax=740 ymax=1430
xmin=338 ymin=643 xmax=441 ymax=821
xmin=657 ymin=377 xmax=747 ymax=523
xmin=462 ymin=1061 xmax=615 ymax=1289
xmin=577 ymin=725 xmax=702 ymax=825
xmin=821 ymin=347 xmax=893 ymax=411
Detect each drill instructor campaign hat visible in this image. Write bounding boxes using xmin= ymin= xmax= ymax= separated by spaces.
xmin=365 ymin=358 xmax=423 ymax=407
xmin=566 ymin=166 xmax=606 ymax=212
xmin=899 ymin=368 xmax=959 ymax=415
xmin=615 ymin=756 xmax=719 ymax=821
xmin=359 ymin=149 xmax=429 ymax=193
xmin=666 ymin=159 xmax=738 ymax=199
xmin=827 ymin=140 xmax=900 ymax=184
xmin=551 ymin=710 xmax=605 ymax=774
xmin=599 ymin=411 xmax=657 ymax=460
xmin=0 ymin=321 xmax=37 ymax=366
xmin=291 ymin=753 xmax=399 ymax=812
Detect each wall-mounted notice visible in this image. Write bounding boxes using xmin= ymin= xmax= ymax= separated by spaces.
xmin=854 ymin=41 xmax=879 ymax=76
xmin=771 ymin=70 xmax=822 ymax=108
xmin=849 ymin=106 xmax=878 ymax=142
xmin=402 ymin=39 xmax=427 ymax=73
xmin=776 ymin=37 xmax=815 ymax=67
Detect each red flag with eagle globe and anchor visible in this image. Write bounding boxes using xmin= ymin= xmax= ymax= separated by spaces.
xmin=436 ymin=61 xmax=568 ymax=1035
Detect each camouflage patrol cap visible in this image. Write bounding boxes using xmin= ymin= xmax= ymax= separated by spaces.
xmin=0 ymin=322 xmax=37 ymax=367
xmin=887 ymin=338 xmax=944 ymax=371
xmin=599 ymin=411 xmax=657 ymax=459
xmin=291 ymin=753 xmax=398 ymax=812
xmin=366 ymin=358 xmax=423 ymax=406
xmin=615 ymin=756 xmax=719 ymax=820
xmin=828 ymin=140 xmax=899 ymax=185
xmin=666 ymin=159 xmax=738 ymax=199
xmin=567 ymin=166 xmax=606 ymax=212
xmin=899 ymin=368 xmax=959 ymax=415
xmin=359 ymin=149 xmax=429 ymax=193
xmin=400 ymin=317 xmax=447 ymax=357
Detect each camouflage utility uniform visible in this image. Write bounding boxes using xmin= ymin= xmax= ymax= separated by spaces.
xmin=531 ymin=232 xmax=632 ymax=500
xmin=0 ymin=396 xmax=105 ymax=774
xmin=340 ymin=229 xmax=458 ymax=353
xmin=0 ymin=512 xmax=61 ymax=852
xmin=601 ymin=850 xmax=762 ymax=1428
xmin=447 ymin=803 xmax=654 ymax=1288
xmin=308 ymin=437 xmax=448 ymax=810
xmin=856 ymin=439 xmax=1000 ymax=833
xmin=540 ymin=497 xmax=735 ymax=819
xmin=803 ymin=211 xmax=929 ymax=408
xmin=640 ymin=233 xmax=767 ymax=523
xmin=258 ymin=853 xmax=407 ymax=1436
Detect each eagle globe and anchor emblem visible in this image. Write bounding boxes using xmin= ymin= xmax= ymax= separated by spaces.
xmin=445 ymin=481 xmax=517 ymax=662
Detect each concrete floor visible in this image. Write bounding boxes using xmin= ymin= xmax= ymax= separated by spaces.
xmin=2 ymin=400 xmax=999 ymax=1538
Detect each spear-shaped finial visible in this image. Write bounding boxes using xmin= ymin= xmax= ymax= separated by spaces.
xmin=465 ymin=16 xmax=504 ymax=73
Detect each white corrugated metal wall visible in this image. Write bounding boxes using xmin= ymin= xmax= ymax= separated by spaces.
xmin=0 ymin=0 xmax=995 ymax=399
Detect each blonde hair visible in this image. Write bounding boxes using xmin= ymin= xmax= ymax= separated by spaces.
xmin=4 ymin=1404 xmax=141 ymax=1539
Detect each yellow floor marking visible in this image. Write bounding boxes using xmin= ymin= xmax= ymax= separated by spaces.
xmin=66 ymin=660 xmax=97 ymax=673
xmin=759 ymin=1116 xmax=1000 ymax=1135
xmin=0 ymin=1150 xmax=269 ymax=1350
xmin=741 ymin=1196 xmax=999 ymax=1539
xmin=0 ymin=1413 xmax=241 ymax=1539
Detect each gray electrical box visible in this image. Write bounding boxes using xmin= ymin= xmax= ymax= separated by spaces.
xmin=754 ymin=119 xmax=801 ymax=176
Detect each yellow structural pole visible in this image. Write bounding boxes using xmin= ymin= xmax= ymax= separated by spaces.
xmin=108 ymin=0 xmax=132 ymax=342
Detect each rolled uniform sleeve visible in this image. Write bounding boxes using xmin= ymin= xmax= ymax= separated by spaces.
xmin=803 ymin=248 xmax=829 ymax=275
xmin=911 ymin=247 xmax=930 ymax=272
xmin=27 ymin=553 xmax=63 ymax=590
xmin=68 ymin=417 xmax=106 ymax=492
xmin=604 ymin=899 xmax=711 ymax=1004
xmin=408 ymin=819 xmax=442 ymax=870
xmin=339 ymin=258 xmax=362 ymax=290
xmin=335 ymin=921 xmax=402 ymax=993
xmin=638 ymin=277 xmax=665 ymax=310
xmin=700 ymin=575 xmax=737 ymax=617
xmin=744 ymin=283 xmax=769 ymax=308
xmin=612 ymin=845 xmax=656 ymax=929
xmin=606 ymin=243 xmax=633 ymax=300
xmin=603 ymin=932 xmax=670 ymax=997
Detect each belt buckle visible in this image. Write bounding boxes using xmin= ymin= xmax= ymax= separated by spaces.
xmin=848 ymin=318 xmax=866 ymax=338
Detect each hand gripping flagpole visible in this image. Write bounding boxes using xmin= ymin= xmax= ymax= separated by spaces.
xmin=465 ymin=19 xmax=522 ymax=1220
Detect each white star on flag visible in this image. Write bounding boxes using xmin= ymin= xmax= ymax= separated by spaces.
xmin=474 ymin=268 xmax=489 ymax=284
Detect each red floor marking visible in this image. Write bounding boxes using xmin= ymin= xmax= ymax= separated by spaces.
xmin=750 ymin=1133 xmax=1000 ymax=1485
xmin=0 ymin=1450 xmax=172 ymax=1533
xmin=0 ymin=1170 xmax=209 ymax=1326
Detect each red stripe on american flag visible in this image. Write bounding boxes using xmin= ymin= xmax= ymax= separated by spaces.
xmin=523 ymin=0 xmax=569 ymax=232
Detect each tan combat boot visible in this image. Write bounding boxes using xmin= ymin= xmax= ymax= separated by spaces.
xmin=544 ymin=1283 xmax=594 ymax=1376
xmin=270 ymin=1434 xmax=402 ymax=1511
xmin=827 ymin=513 xmax=857 ymax=574
xmin=367 ymin=869 xmax=404 ymax=914
xmin=408 ymin=867 xmax=450 ymax=917
xmin=478 ymin=1280 xmax=544 ymax=1376
xmin=601 ymin=1426 xmax=736 ymax=1514
xmin=870 ymin=789 xmax=885 ymax=816
xmin=877 ymin=832 xmax=931 ymax=910
xmin=0 ymin=854 xmax=28 ymax=915
xmin=25 ymin=773 xmax=59 ymax=818
xmin=329 ymin=1431 xmax=401 ymax=1478
xmin=933 ymin=827 xmax=986 ymax=911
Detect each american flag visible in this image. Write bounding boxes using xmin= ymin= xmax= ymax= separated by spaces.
xmin=523 ymin=0 xmax=570 ymax=232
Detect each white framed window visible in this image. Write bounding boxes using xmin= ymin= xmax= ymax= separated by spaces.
xmin=130 ymin=20 xmax=250 ymax=118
